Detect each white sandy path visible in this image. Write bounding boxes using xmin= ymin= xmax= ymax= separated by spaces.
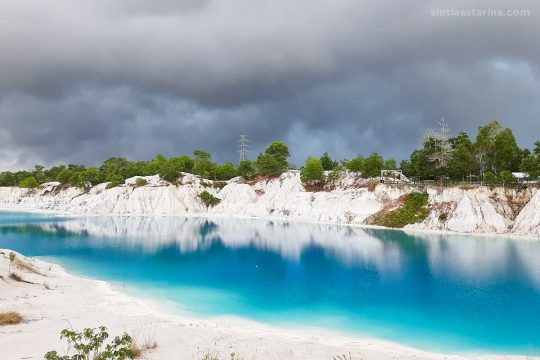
xmin=0 ymin=250 xmax=535 ymax=360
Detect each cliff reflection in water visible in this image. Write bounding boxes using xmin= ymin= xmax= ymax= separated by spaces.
xmin=3 ymin=215 xmax=539 ymax=289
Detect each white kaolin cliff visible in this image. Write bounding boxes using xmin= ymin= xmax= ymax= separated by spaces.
xmin=0 ymin=171 xmax=539 ymax=237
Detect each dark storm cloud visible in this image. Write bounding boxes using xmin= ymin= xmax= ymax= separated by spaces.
xmin=0 ymin=0 xmax=539 ymax=169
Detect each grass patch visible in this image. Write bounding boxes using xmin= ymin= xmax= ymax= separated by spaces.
xmin=130 ymin=328 xmax=158 ymax=358
xmin=14 ymin=258 xmax=42 ymax=275
xmin=369 ymin=192 xmax=429 ymax=228
xmin=130 ymin=339 xmax=157 ymax=358
xmin=0 ymin=311 xmax=23 ymax=326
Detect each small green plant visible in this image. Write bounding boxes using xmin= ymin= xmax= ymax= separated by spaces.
xmin=8 ymin=252 xmax=16 ymax=275
xmin=135 ymin=178 xmax=148 ymax=187
xmin=19 ymin=176 xmax=39 ymax=188
xmin=198 ymin=191 xmax=221 ymax=207
xmin=45 ymin=326 xmax=135 ymax=360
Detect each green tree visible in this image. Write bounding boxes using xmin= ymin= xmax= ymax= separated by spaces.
xmin=19 ymin=176 xmax=39 ymax=188
xmin=320 ymin=152 xmax=338 ymax=171
xmin=384 ymin=158 xmax=397 ymax=170
xmin=399 ymin=160 xmax=414 ymax=177
xmin=69 ymin=172 xmax=87 ymax=188
xmin=474 ymin=121 xmax=502 ymax=176
xmin=32 ymin=165 xmax=46 ymax=183
xmin=83 ymin=168 xmax=104 ymax=185
xmin=215 ymin=162 xmax=237 ymax=180
xmin=256 ymin=141 xmax=290 ymax=176
xmin=492 ymin=128 xmax=522 ymax=172
xmin=0 ymin=172 xmax=17 ymax=186
xmin=57 ymin=168 xmax=73 ymax=184
xmin=484 ymin=171 xmax=498 ymax=185
xmin=499 ymin=170 xmax=516 ymax=184
xmin=342 ymin=156 xmax=364 ymax=172
xmin=301 ymin=157 xmax=324 ymax=183
xmin=100 ymin=157 xmax=131 ymax=181
xmin=237 ymin=160 xmax=256 ymax=180
xmin=363 ymin=152 xmax=385 ymax=178
xmin=447 ymin=132 xmax=477 ymax=180
xmin=193 ymin=150 xmax=217 ymax=179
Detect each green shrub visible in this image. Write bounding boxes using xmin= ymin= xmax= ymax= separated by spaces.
xmin=370 ymin=192 xmax=429 ymax=228
xmin=135 ymin=178 xmax=148 ymax=186
xmin=107 ymin=174 xmax=125 ymax=186
xmin=19 ymin=176 xmax=39 ymax=188
xmin=45 ymin=326 xmax=134 ymax=360
xmin=198 ymin=191 xmax=221 ymax=207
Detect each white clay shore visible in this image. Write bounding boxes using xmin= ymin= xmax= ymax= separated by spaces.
xmin=1 ymin=250 xmax=537 ymax=360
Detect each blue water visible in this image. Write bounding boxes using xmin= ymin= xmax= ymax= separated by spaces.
xmin=1 ymin=211 xmax=540 ymax=355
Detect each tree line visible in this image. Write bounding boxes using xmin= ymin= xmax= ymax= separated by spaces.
xmin=0 ymin=142 xmax=291 ymax=188
xmin=1 ymin=120 xmax=539 ymax=189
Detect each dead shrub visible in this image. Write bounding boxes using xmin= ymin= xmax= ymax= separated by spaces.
xmin=0 ymin=311 xmax=23 ymax=326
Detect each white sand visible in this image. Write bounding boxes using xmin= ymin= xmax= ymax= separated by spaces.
xmin=0 ymin=250 xmax=535 ymax=360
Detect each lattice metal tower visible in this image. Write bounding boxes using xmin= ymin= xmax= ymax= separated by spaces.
xmin=237 ymin=135 xmax=250 ymax=163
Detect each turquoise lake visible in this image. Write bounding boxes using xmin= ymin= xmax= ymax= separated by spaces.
xmin=1 ymin=211 xmax=539 ymax=355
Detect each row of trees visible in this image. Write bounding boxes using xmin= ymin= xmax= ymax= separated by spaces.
xmin=299 ymin=120 xmax=540 ymax=184
xmin=0 ymin=142 xmax=292 ymax=188
xmin=399 ymin=120 xmax=540 ymax=182
xmin=1 ymin=120 xmax=539 ymax=188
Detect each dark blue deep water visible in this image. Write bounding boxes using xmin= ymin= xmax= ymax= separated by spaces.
xmin=1 ymin=211 xmax=539 ymax=355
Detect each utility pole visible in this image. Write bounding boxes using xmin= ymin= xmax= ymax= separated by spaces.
xmin=237 ymin=135 xmax=250 ymax=164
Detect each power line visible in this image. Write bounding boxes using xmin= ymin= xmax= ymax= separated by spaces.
xmin=237 ymin=135 xmax=250 ymax=163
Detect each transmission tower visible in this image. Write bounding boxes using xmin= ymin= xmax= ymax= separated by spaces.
xmin=237 ymin=135 xmax=250 ymax=163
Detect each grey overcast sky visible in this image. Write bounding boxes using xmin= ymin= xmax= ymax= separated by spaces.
xmin=0 ymin=0 xmax=539 ymax=170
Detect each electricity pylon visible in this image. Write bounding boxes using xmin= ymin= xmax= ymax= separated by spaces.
xmin=237 ymin=135 xmax=250 ymax=163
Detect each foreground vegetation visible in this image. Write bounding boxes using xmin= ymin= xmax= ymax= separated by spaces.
xmin=1 ymin=121 xmax=539 ymax=189
xmin=45 ymin=327 xmax=136 ymax=360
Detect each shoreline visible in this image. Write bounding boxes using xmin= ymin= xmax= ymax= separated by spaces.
xmin=0 ymin=250 xmax=535 ymax=360
xmin=1 ymin=204 xmax=539 ymax=242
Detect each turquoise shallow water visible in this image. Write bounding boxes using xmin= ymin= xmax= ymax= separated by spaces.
xmin=1 ymin=212 xmax=540 ymax=355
